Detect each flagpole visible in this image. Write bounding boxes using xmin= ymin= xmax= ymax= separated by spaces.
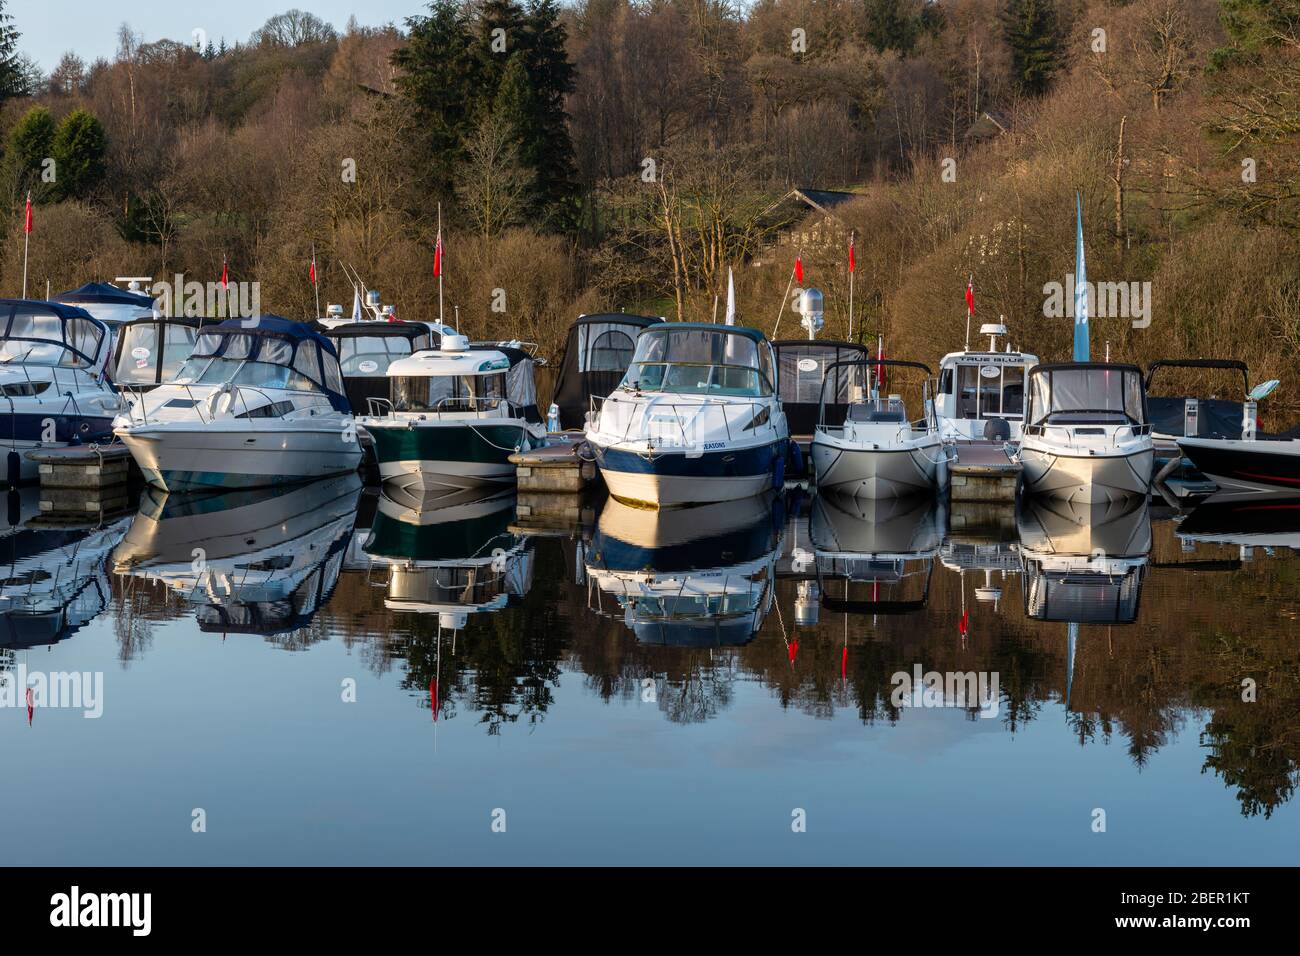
xmin=437 ymin=203 xmax=444 ymax=326
xmin=22 ymin=191 xmax=30 ymax=300
xmin=311 ymin=244 xmax=320 ymax=319
xmin=848 ymin=230 xmax=856 ymax=342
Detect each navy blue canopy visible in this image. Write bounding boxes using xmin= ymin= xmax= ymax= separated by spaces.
xmin=55 ymin=281 xmax=154 ymax=308
xmin=194 ymin=316 xmax=351 ymax=412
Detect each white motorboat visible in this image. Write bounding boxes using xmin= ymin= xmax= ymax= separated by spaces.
xmin=585 ymin=322 xmax=790 ymax=508
xmin=1018 ymin=363 xmax=1154 ymax=503
xmin=320 ymin=319 xmax=447 ymax=415
xmin=357 ymin=335 xmax=547 ymax=493
xmin=0 ymin=300 xmax=126 ymax=483
xmin=810 ymin=358 xmax=950 ymax=497
xmin=934 ymin=322 xmax=1039 ymax=443
xmin=113 ymin=316 xmax=362 ymax=491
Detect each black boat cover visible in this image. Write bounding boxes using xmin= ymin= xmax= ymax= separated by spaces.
xmin=550 ymin=314 xmax=664 ymax=430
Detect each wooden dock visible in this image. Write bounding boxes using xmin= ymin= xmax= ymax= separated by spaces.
xmin=948 ymin=441 xmax=1020 ymax=502
xmin=27 ymin=443 xmax=136 ymax=518
xmin=510 ymin=434 xmax=597 ymax=494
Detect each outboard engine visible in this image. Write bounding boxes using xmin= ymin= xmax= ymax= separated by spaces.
xmin=983 ymin=418 xmax=1011 ymax=442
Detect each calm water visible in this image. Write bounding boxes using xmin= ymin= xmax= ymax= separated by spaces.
xmin=2 ymin=477 xmax=1298 ymax=866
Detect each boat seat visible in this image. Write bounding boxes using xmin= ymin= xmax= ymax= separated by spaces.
xmin=847 ymin=404 xmax=907 ymax=424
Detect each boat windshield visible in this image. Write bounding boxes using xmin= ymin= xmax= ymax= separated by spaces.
xmin=0 ymin=311 xmax=104 ymax=368
xmin=1027 ymin=367 xmax=1146 ymax=425
xmin=941 ymin=361 xmax=1026 ymax=420
xmin=174 ymin=333 xmax=320 ymax=392
xmin=114 ymin=323 xmax=198 ymax=385
xmin=335 ymin=335 xmax=425 ymax=375
xmin=622 ymin=329 xmax=772 ymax=396
xmin=392 ymin=371 xmax=509 ymax=413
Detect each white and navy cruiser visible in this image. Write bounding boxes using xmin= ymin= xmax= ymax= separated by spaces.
xmin=586 ymin=322 xmax=790 ymax=508
xmin=113 ymin=316 xmax=361 ymax=491
xmin=0 ymin=300 xmax=125 ymax=483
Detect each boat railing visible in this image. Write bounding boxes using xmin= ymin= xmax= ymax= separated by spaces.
xmin=1022 ymin=421 xmax=1152 ymax=449
xmin=590 ymin=393 xmax=778 ymax=449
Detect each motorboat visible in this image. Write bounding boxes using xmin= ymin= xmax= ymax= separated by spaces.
xmin=1017 ymin=494 xmax=1151 ymax=625
xmin=109 ymin=315 xmax=207 ymax=392
xmin=810 ymin=358 xmax=950 ymax=497
xmin=54 ymin=278 xmax=155 ymax=334
xmin=361 ymin=486 xmax=532 ymax=629
xmin=583 ymin=494 xmax=784 ymax=646
xmin=319 ymin=319 xmax=445 ymax=415
xmin=0 ymin=300 xmax=126 ymax=484
xmin=111 ymin=474 xmax=362 ymax=636
xmin=1018 ymin=363 xmax=1154 ymax=503
xmin=550 ymin=313 xmax=665 ymax=431
xmin=934 ymin=322 xmax=1039 ymax=443
xmin=1144 ymin=358 xmax=1280 ymax=474
xmin=1175 ymin=434 xmax=1300 ymax=500
xmin=357 ymin=335 xmax=546 ymax=493
xmin=113 ymin=316 xmax=362 ymax=491
xmin=585 ymin=322 xmax=790 ymax=508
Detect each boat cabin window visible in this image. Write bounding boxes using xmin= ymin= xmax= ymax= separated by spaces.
xmin=115 ymin=323 xmax=200 ymax=385
xmin=334 ymin=335 xmax=423 ymax=375
xmin=623 ymin=329 xmax=773 ymax=396
xmin=949 ymin=362 xmax=1025 ymax=420
xmin=392 ymin=372 xmax=509 ymax=413
xmin=0 ymin=310 xmax=103 ymax=367
xmin=175 ymin=333 xmax=323 ymax=393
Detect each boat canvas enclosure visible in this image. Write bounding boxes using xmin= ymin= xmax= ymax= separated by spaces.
xmin=111 ymin=317 xmax=207 ymax=389
xmin=388 ymin=346 xmax=543 ymax=424
xmin=773 ymin=340 xmax=872 ymax=438
xmin=1144 ymin=359 xmax=1249 ymax=439
xmin=0 ymin=299 xmax=113 ymax=376
xmin=1026 ymin=363 xmax=1147 ymax=425
xmin=55 ymin=281 xmax=155 ymax=329
xmin=177 ymin=316 xmax=350 ymax=413
xmin=550 ymin=313 xmax=664 ymax=429
xmin=324 ymin=321 xmax=440 ymax=415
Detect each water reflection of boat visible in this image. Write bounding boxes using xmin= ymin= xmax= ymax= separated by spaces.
xmin=0 ymin=488 xmax=130 ymax=648
xmin=806 ymin=493 xmax=944 ymax=616
xmin=584 ymin=495 xmax=784 ymax=646
xmin=1176 ymin=498 xmax=1300 ymax=556
xmin=362 ymin=487 xmax=532 ymax=629
xmin=1018 ymin=495 xmax=1151 ymax=624
xmin=111 ymin=474 xmax=361 ymax=635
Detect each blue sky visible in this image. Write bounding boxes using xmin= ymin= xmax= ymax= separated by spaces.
xmin=9 ymin=1 xmax=421 ymax=70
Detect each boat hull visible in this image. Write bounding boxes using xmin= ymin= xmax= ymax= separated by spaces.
xmin=811 ymin=436 xmax=942 ymax=498
xmin=1020 ymin=444 xmax=1153 ymax=503
xmin=366 ymin=420 xmax=535 ymax=493
xmin=592 ymin=440 xmax=787 ymax=508
xmin=1176 ymin=437 xmax=1300 ymax=499
xmin=117 ymin=423 xmax=363 ymax=492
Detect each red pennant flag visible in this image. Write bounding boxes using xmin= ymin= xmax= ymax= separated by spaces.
xmin=430 ymin=679 xmax=438 ymax=721
xmin=958 ymin=610 xmax=969 ymax=636
xmin=24 ymin=193 xmax=32 ymax=234
xmin=848 ymin=233 xmax=855 ymax=274
xmin=965 ymin=280 xmax=975 ymax=317
xmin=787 ymin=640 xmax=798 ymax=664
xmin=26 ymin=687 xmax=33 ymax=725
xmin=794 ymin=255 xmax=803 ymax=284
xmin=309 ymin=253 xmax=317 ymax=286
xmin=221 ymin=258 xmax=229 ymax=290
xmin=841 ymin=646 xmax=848 ymax=679
xmin=433 ymin=235 xmax=443 ymax=278
xmin=876 ymin=338 xmax=886 ymax=392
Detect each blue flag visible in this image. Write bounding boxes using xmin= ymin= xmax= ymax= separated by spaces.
xmin=1073 ymin=193 xmax=1089 ymax=362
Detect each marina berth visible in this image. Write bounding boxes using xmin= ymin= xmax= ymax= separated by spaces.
xmin=585 ymin=322 xmax=790 ymax=508
xmin=0 ymin=300 xmax=126 ymax=484
xmin=357 ymin=335 xmax=547 ymax=494
xmin=112 ymin=316 xmax=362 ymax=492
xmin=810 ymin=358 xmax=950 ymax=498
xmin=550 ymin=313 xmax=665 ymax=431
xmin=1017 ymin=362 xmax=1154 ymax=504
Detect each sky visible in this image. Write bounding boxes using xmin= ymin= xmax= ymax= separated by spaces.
xmin=8 ymin=1 xmax=421 ymax=70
